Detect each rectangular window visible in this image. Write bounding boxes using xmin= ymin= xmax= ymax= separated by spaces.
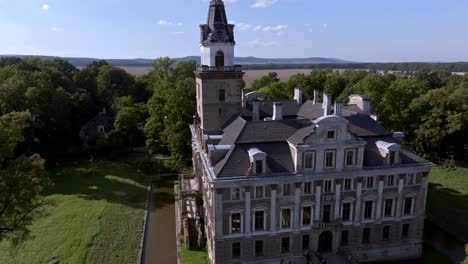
xmin=232 ymin=242 xmax=241 ymax=258
xmin=325 ymin=150 xmax=336 ymax=168
xmin=324 ymin=180 xmax=332 ymax=193
xmin=390 ymin=151 xmax=396 ymax=164
xmin=219 ymin=89 xmax=226 ymax=102
xmin=303 ymin=182 xmax=312 ymax=194
xmin=384 ymin=199 xmax=394 ymax=217
xmin=364 ymin=201 xmax=373 ymax=220
xmin=342 ymin=203 xmax=351 ymax=222
xmin=322 ymin=205 xmax=331 ymax=223
xmin=387 ymin=175 xmax=395 ymax=187
xmin=231 ymin=213 xmax=242 ymax=233
xmin=341 ymin=230 xmax=349 ymax=246
xmin=362 ymin=228 xmax=371 ymax=243
xmin=402 ymin=224 xmax=410 ymax=239
xmin=404 ymin=197 xmax=413 ymax=215
xmin=283 ymin=184 xmax=291 ymax=196
xmin=344 ymin=179 xmax=352 ymax=191
xmin=254 ymin=211 xmax=265 ymax=231
xmin=327 ymin=130 xmax=336 ymax=140
xmin=255 ymin=186 xmax=264 ymax=199
xmin=302 ymin=207 xmax=312 ymax=226
xmin=281 ymin=237 xmax=290 ymax=254
xmin=383 ymin=226 xmax=390 ymax=241
xmin=302 ymin=235 xmax=310 ymax=250
xmin=281 ymin=209 xmax=291 ymax=228
xmin=345 ymin=149 xmax=356 ymax=166
xmin=255 ymin=240 xmax=263 ymax=256
xmin=255 ymin=160 xmax=263 ymax=174
xmin=366 ymin=177 xmax=374 ymax=189
xmin=303 ymin=152 xmax=315 ymax=170
xmin=231 ymin=188 xmax=240 ymax=201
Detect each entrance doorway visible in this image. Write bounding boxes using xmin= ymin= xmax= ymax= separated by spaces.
xmin=318 ymin=231 xmax=333 ymax=252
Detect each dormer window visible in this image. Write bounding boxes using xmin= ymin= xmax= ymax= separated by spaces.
xmin=248 ymin=148 xmax=267 ymax=175
xmin=97 ymin=125 xmax=105 ymax=134
xmin=390 ymin=151 xmax=396 ymax=165
xmin=255 ymin=160 xmax=263 ymax=174
xmin=376 ymin=141 xmax=400 ymax=166
xmin=327 ymin=130 xmax=336 ymax=140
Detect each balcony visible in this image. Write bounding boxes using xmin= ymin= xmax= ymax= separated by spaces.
xmin=196 ymin=65 xmax=243 ymax=73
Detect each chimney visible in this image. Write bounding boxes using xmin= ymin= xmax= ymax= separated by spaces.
xmin=323 ymin=94 xmax=332 ymax=116
xmin=241 ymin=89 xmax=246 ymax=108
xmin=252 ymin=100 xmax=260 ymax=121
xmin=349 ymin=95 xmax=372 ymax=114
xmin=313 ymin=90 xmax=319 ymax=104
xmin=294 ymin=88 xmax=303 ymax=104
xmin=363 ymin=100 xmax=371 ymax=113
xmin=272 ymin=102 xmax=283 ymax=121
xmin=334 ymin=102 xmax=343 ymax=116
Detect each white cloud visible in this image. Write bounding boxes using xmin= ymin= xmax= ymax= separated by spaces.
xmin=247 ymin=40 xmax=278 ymax=48
xmin=253 ymin=25 xmax=263 ymax=31
xmin=236 ymin=23 xmax=252 ymax=31
xmin=41 ymin=4 xmax=50 ymax=11
xmin=251 ymin=0 xmax=278 ymax=8
xmin=224 ymin=0 xmax=239 ymax=3
xmin=260 ymin=24 xmax=288 ymax=32
xmin=158 ymin=20 xmax=183 ymax=26
xmin=172 ymin=31 xmax=185 ymax=35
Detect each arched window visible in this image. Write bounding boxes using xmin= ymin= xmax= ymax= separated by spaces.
xmin=215 ymin=51 xmax=225 ymax=67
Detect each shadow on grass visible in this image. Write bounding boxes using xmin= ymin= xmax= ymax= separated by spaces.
xmin=427 ymin=182 xmax=468 ymax=242
xmin=47 ymin=160 xmax=154 ymax=209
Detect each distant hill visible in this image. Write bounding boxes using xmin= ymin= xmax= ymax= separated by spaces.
xmin=0 ymin=54 xmax=353 ymax=67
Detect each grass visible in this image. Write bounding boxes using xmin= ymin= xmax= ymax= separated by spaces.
xmin=0 ymin=160 xmax=149 ymax=264
xmin=180 ymin=246 xmax=210 ymax=264
xmin=427 ymin=166 xmax=468 ymax=240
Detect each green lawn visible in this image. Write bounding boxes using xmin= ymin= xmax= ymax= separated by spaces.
xmin=180 ymin=246 xmax=210 ymax=264
xmin=0 ymin=160 xmax=149 ymax=264
xmin=427 ymin=166 xmax=468 ymax=240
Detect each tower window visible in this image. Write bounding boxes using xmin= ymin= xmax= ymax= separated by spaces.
xmin=218 ymin=89 xmax=226 ymax=102
xmin=216 ymin=51 xmax=225 ymax=67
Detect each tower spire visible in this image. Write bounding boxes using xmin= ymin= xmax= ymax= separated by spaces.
xmin=200 ymin=0 xmax=235 ymax=45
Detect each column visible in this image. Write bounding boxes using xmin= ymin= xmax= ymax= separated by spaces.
xmin=376 ymin=180 xmax=384 ymax=222
xmin=215 ymin=193 xmax=223 ymax=238
xmin=396 ymin=178 xmax=404 ymax=218
xmin=270 ymin=189 xmax=277 ymax=231
xmin=294 ymin=187 xmax=301 ymax=229
xmin=315 ymin=186 xmax=321 ymax=221
xmin=334 ymin=184 xmax=341 ymax=220
xmin=354 ymin=182 xmax=362 ymax=224
xmin=420 ymin=176 xmax=429 ymax=217
xmin=245 ymin=191 xmax=251 ymax=234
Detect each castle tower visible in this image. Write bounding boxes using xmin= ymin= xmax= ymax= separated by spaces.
xmin=196 ymin=0 xmax=245 ymax=134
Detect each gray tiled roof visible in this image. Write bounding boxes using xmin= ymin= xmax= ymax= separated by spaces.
xmin=209 ymin=100 xmax=425 ymax=177
xmin=245 ymin=100 xmax=301 ymax=119
xmin=216 ymin=143 xmax=295 ymax=178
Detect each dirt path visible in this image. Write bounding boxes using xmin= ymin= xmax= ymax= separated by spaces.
xmin=143 ymin=178 xmax=177 ymax=264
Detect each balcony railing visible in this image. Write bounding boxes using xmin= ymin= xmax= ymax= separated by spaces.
xmin=196 ymin=65 xmax=243 ymax=73
xmin=315 ymin=220 xmax=342 ymax=229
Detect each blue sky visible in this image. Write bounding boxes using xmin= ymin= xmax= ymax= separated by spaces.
xmin=1 ymin=0 xmax=467 ymax=62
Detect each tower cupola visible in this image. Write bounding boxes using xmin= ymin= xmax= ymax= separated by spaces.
xmin=200 ymin=0 xmax=236 ymax=67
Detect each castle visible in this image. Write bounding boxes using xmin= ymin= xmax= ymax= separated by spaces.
xmin=176 ymin=1 xmax=432 ymax=263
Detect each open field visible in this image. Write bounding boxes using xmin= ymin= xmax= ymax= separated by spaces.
xmin=0 ymin=160 xmax=148 ymax=264
xmin=427 ymin=166 xmax=468 ymax=240
xmin=117 ymin=66 xmax=314 ymax=87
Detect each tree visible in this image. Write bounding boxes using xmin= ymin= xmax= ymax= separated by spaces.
xmin=462 ymin=244 xmax=468 ymax=264
xmin=249 ymin=72 xmax=280 ymax=91
xmin=96 ymin=65 xmax=136 ymax=107
xmin=324 ymin=74 xmax=346 ymax=101
xmin=0 ymin=112 xmax=48 ymax=244
xmin=259 ymin=82 xmax=293 ymax=100
xmin=114 ymin=100 xmax=148 ymax=148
